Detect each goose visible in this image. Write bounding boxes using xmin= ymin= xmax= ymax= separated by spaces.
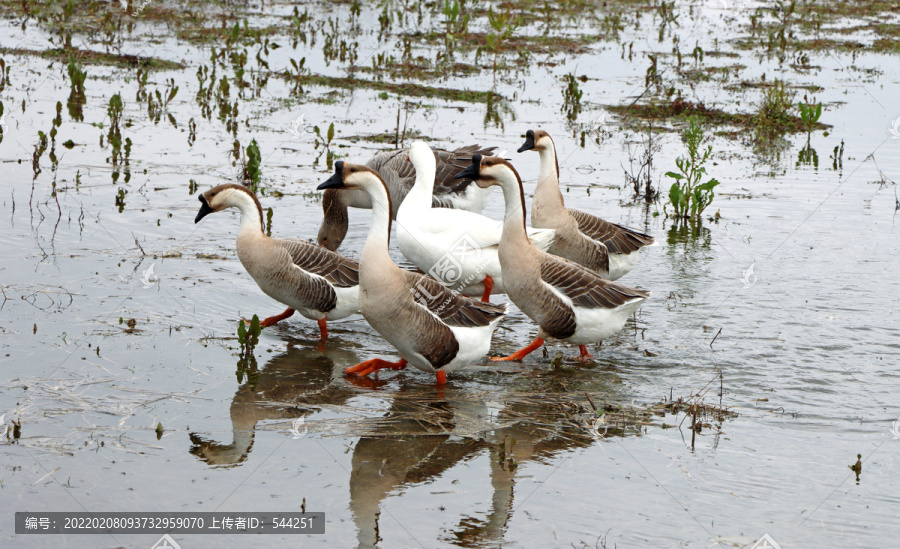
xmin=517 ymin=129 xmax=656 ymax=280
xmin=194 ymin=183 xmax=359 ymax=340
xmin=455 ymin=155 xmax=650 ymax=362
xmin=317 ymin=144 xmax=495 ymax=251
xmin=397 ymin=141 xmax=556 ymax=302
xmin=317 ymin=161 xmax=507 ymax=384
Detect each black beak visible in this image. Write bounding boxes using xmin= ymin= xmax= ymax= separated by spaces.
xmin=454 ymin=154 xmax=482 ymax=180
xmin=317 ymin=161 xmax=345 ymax=190
xmin=517 ymin=130 xmax=535 ymax=153
xmin=195 ymin=194 xmax=214 ymax=224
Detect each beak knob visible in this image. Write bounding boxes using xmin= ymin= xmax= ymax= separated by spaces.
xmin=517 ymin=130 xmax=535 ymax=153
xmin=454 ymin=154 xmax=482 ymax=180
xmin=194 ymin=194 xmax=214 ymax=224
xmin=317 ymin=161 xmax=346 ymax=190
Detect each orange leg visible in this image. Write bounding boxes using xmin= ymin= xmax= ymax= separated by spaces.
xmin=492 ymin=337 xmax=545 ymax=362
xmin=345 ymin=358 xmax=408 ymax=377
xmin=578 ymin=345 xmax=594 ymax=362
xmin=480 ymin=275 xmax=494 ymax=303
xmin=247 ymin=307 xmax=295 ymax=328
xmin=436 ymin=370 xmax=447 ymax=385
xmin=317 ymin=318 xmax=328 ymax=340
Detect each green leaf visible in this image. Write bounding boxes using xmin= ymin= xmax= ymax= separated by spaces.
xmin=327 ymin=122 xmax=334 ymax=143
xmin=665 ymin=171 xmax=684 ymax=180
xmin=695 ymin=178 xmax=720 ymax=192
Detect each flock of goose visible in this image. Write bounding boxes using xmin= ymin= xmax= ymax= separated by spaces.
xmin=194 ymin=129 xmax=655 ymax=385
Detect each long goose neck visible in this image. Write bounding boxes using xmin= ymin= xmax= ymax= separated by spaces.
xmin=534 ymin=139 xmax=566 ymax=214
xmin=231 ymin=189 xmax=266 ymax=237
xmin=322 ymin=189 xmax=348 ymax=230
xmin=404 ymin=155 xmax=436 ymax=210
xmin=498 ymin=170 xmax=531 ymax=247
xmin=361 ymin=180 xmax=394 ymax=264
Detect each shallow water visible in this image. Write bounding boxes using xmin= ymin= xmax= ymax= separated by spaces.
xmin=1 ymin=1 xmax=899 ymax=548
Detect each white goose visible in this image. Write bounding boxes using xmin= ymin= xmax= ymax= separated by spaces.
xmin=317 ymin=161 xmax=507 ymax=384
xmin=317 ymin=144 xmax=495 ymax=251
xmin=518 ymin=129 xmax=656 ymax=280
xmin=397 ymin=140 xmax=555 ymax=302
xmin=194 ymin=184 xmax=359 ymax=340
xmin=455 ymin=155 xmax=649 ymax=362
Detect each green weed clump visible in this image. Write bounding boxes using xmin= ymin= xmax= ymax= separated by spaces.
xmin=753 ymin=79 xmax=795 ymax=136
xmin=665 ymin=117 xmax=719 ymax=220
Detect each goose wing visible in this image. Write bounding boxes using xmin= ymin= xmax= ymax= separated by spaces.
xmin=568 ymin=209 xmax=656 ymax=254
xmin=540 ymin=255 xmax=649 ymax=310
xmin=278 ymin=239 xmax=359 ymax=288
xmin=405 ymin=272 xmax=507 ymax=328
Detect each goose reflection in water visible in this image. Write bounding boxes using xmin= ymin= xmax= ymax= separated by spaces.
xmin=188 ymin=340 xmax=361 ymax=467
xmin=189 ymin=342 xmax=626 ymax=548
xmin=348 ymin=387 xmax=597 ymax=549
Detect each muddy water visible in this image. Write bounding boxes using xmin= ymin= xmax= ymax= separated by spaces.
xmin=1 ymin=2 xmax=899 ymax=548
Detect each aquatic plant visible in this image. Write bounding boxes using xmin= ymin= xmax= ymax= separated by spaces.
xmin=798 ymin=98 xmax=822 ymax=134
xmin=561 ymin=73 xmax=583 ymax=123
xmin=665 ymin=117 xmax=719 ymax=220
xmin=66 ymin=60 xmax=86 ymax=122
xmin=753 ymin=78 xmax=795 ymax=137
xmin=312 ymin=122 xmax=337 ymax=168
xmin=107 ymin=93 xmax=124 ymax=166
xmin=440 ymin=0 xmax=469 ymax=60
xmin=476 ymin=6 xmax=519 ymax=72
xmin=236 ymin=315 xmax=261 ymax=384
xmin=244 ymin=139 xmax=262 ymax=192
xmin=623 ymin=123 xmax=661 ymax=203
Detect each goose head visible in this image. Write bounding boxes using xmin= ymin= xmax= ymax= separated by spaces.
xmin=317 ymin=161 xmax=388 ymax=197
xmin=408 ymin=140 xmax=437 ymax=176
xmin=517 ymin=129 xmax=553 ymax=153
xmin=453 ymin=154 xmax=522 ymax=189
xmin=194 ymin=183 xmax=262 ymax=225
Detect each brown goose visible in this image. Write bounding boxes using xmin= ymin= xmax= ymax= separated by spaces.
xmin=317 ymin=162 xmax=507 ymax=384
xmin=194 ymin=184 xmax=359 ymax=340
xmin=455 ymin=155 xmax=649 ymax=362
xmin=518 ymin=129 xmax=656 ymax=280
xmin=317 ymin=144 xmax=496 ymax=251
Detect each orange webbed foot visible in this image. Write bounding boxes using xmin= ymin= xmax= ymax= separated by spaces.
xmin=491 ymin=337 xmax=545 ymax=362
xmin=345 ymin=358 xmax=408 ymax=378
